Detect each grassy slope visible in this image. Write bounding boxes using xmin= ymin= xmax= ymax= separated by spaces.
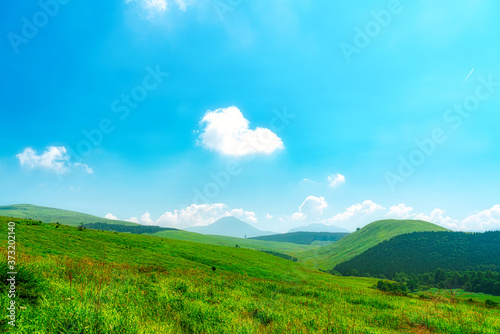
xmin=148 ymin=230 xmax=315 ymax=254
xmin=299 ymin=219 xmax=449 ymax=270
xmin=0 ymin=204 xmax=138 ymax=226
xmin=2 ymin=217 xmax=499 ymax=333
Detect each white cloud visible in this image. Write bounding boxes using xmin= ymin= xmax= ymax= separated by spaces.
xmin=327 ymin=173 xmax=345 ymax=188
xmin=127 ymin=217 xmax=140 ymax=224
xmin=459 ymin=205 xmax=500 ymax=231
xmin=198 ymin=106 xmax=284 ymax=157
xmin=386 ymin=203 xmax=414 ymax=219
xmin=325 ymin=200 xmax=385 ymax=224
xmin=140 ymin=212 xmax=155 ymax=225
xmin=16 ymin=146 xmax=93 ymax=174
xmin=229 ymin=208 xmax=257 ymax=223
xmin=385 ymin=204 xmax=459 ymax=230
xmin=105 ymin=213 xmax=118 ymax=220
xmin=152 ymin=203 xmax=258 ymax=228
xmin=292 ymin=196 xmax=328 ymax=221
xmin=265 ymin=213 xmax=273 ymax=220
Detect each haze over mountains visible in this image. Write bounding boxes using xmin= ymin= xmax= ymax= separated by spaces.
xmin=184 ymin=216 xmax=277 ymax=238
xmin=289 ymin=223 xmax=350 ymax=233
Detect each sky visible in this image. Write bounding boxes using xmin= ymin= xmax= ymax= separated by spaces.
xmin=1 ymin=0 xmax=500 ymax=232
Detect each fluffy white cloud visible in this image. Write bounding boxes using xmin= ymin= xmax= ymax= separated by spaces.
xmin=198 ymin=106 xmax=284 ymax=157
xmin=386 ymin=203 xmax=414 ymax=219
xmin=265 ymin=213 xmax=273 ymax=220
xmin=325 ymin=200 xmax=385 ymax=224
xmin=140 ymin=212 xmax=155 ymax=225
xmin=16 ymin=146 xmax=92 ymax=174
xmin=150 ymin=203 xmax=258 ymax=228
xmin=386 ymin=204 xmax=459 ymax=230
xmin=105 ymin=213 xmax=118 ymax=220
xmin=460 ymin=205 xmax=500 ymax=231
xmin=327 ymin=173 xmax=345 ymax=188
xmin=414 ymin=209 xmax=459 ymax=230
xmin=292 ymin=196 xmax=328 ymax=221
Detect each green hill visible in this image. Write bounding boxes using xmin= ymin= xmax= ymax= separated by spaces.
xmin=2 ymin=216 xmax=498 ymax=333
xmin=298 ymin=219 xmax=449 ymax=270
xmin=334 ymin=231 xmax=500 ymax=278
xmin=249 ymin=231 xmax=349 ymax=245
xmin=0 ymin=204 xmax=138 ymax=226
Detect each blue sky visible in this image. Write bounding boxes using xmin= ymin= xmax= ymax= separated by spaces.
xmin=1 ymin=0 xmax=500 ymax=232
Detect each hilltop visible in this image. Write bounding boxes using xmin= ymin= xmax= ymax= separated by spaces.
xmin=184 ymin=216 xmax=276 ymax=238
xmin=0 ymin=204 xmax=138 ymax=227
xmin=298 ymin=219 xmax=449 ymax=270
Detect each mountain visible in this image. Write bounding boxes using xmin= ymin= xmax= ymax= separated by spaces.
xmin=298 ymin=219 xmax=449 ymax=270
xmin=249 ymin=232 xmax=349 ymax=245
xmin=334 ymin=231 xmax=500 ymax=278
xmin=0 ymin=204 xmax=138 ymax=227
xmin=289 ymin=223 xmax=350 ymax=233
xmin=184 ymin=216 xmax=276 ymax=238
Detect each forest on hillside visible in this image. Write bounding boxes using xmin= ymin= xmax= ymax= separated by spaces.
xmin=334 ymin=231 xmax=500 ymax=278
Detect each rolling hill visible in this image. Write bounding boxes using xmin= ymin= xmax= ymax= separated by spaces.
xmin=184 ymin=216 xmax=276 ymax=238
xmin=0 ymin=204 xmax=138 ymax=226
xmin=298 ymin=219 xmax=449 ymax=270
xmin=334 ymin=231 xmax=500 ymax=278
xmin=289 ymin=223 xmax=350 ymax=233
xmin=2 ymin=216 xmax=498 ymax=333
xmin=249 ymin=231 xmax=349 ymax=245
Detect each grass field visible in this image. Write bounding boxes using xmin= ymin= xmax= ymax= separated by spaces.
xmin=1 ymin=216 xmax=499 ymax=333
xmin=0 ymin=204 xmax=138 ymax=227
xmin=299 ymin=219 xmax=449 ymax=270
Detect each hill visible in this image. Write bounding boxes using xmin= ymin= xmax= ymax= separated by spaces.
xmin=1 ymin=216 xmax=498 ymax=333
xmin=0 ymin=204 xmax=138 ymax=227
xmin=334 ymin=231 xmax=500 ymax=278
xmin=289 ymin=223 xmax=350 ymax=233
xmin=249 ymin=231 xmax=349 ymax=245
xmin=184 ymin=216 xmax=276 ymax=238
xmin=298 ymin=219 xmax=449 ymax=270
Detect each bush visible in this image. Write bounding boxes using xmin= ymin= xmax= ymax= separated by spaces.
xmin=0 ymin=262 xmax=47 ymax=303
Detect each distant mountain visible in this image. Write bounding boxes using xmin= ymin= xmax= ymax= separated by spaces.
xmin=299 ymin=219 xmax=449 ymax=270
xmin=250 ymin=231 xmax=349 ymax=245
xmin=184 ymin=216 xmax=276 ymax=238
xmin=289 ymin=223 xmax=350 ymax=233
xmin=0 ymin=204 xmax=138 ymax=227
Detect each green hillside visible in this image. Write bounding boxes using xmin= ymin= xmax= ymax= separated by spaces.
xmin=0 ymin=204 xmax=138 ymax=226
xmin=249 ymin=231 xmax=349 ymax=245
xmin=2 ymin=216 xmax=499 ymax=333
xmin=149 ymin=229 xmax=314 ymax=254
xmin=298 ymin=219 xmax=449 ymax=270
xmin=334 ymin=231 xmax=500 ymax=278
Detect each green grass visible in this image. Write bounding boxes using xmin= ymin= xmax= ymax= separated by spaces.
xmin=0 ymin=204 xmax=138 ymax=227
xmin=149 ymin=230 xmax=315 ymax=254
xmin=298 ymin=219 xmax=449 ymax=270
xmin=1 ymin=216 xmax=499 ymax=333
xmin=417 ymin=288 xmax=500 ymax=304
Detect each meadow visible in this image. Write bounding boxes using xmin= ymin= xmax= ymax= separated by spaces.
xmin=1 ymin=217 xmax=499 ymax=333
